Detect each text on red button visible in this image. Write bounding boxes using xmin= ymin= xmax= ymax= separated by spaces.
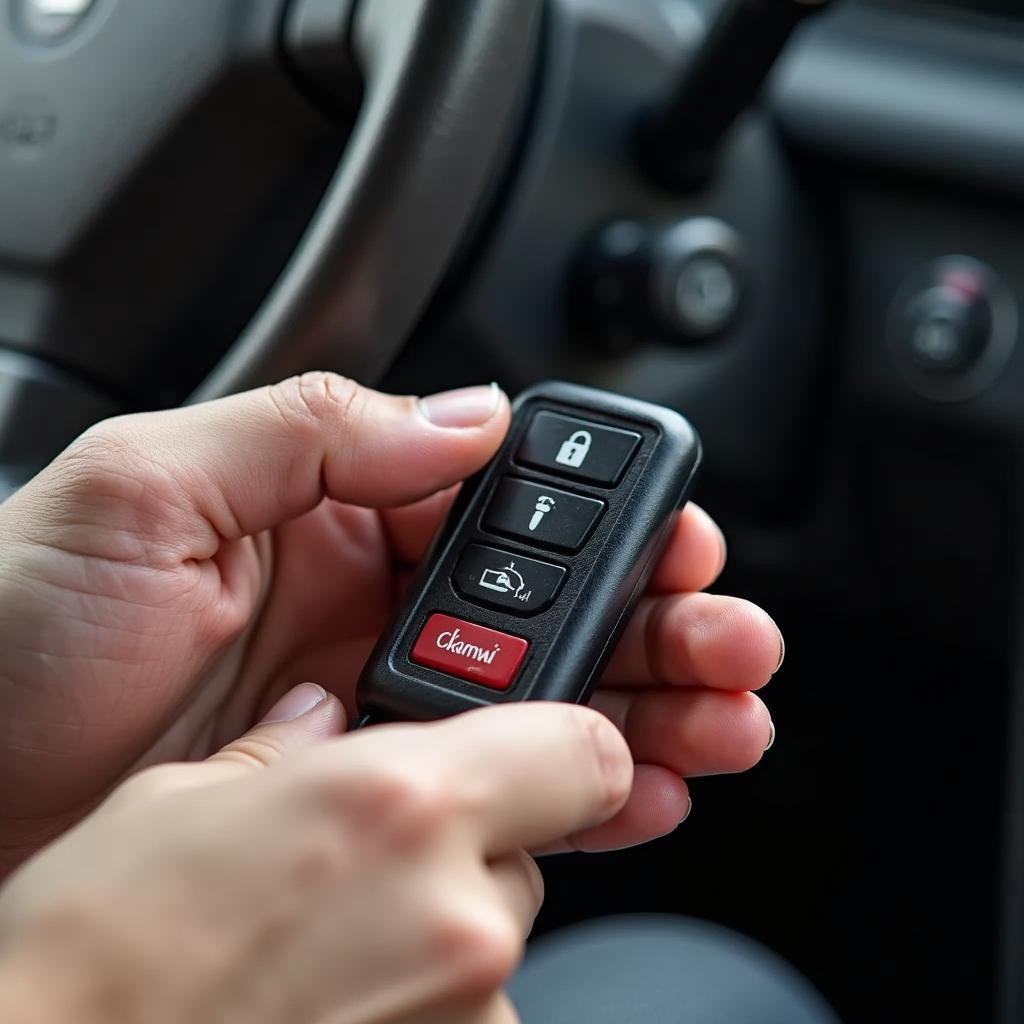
xmin=411 ymin=613 xmax=529 ymax=691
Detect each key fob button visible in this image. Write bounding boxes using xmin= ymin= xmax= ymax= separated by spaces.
xmin=411 ymin=613 xmax=529 ymax=690
xmin=453 ymin=545 xmax=567 ymax=615
xmin=517 ymin=411 xmax=641 ymax=485
xmin=483 ymin=478 xmax=604 ymax=552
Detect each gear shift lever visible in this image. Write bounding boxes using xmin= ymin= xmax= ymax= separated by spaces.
xmin=640 ymin=0 xmax=835 ymax=190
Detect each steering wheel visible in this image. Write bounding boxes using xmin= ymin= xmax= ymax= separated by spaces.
xmin=0 ymin=0 xmax=542 ymax=490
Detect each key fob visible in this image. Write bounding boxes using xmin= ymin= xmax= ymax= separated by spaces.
xmin=356 ymin=381 xmax=702 ymax=723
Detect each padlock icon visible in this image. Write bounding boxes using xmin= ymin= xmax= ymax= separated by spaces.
xmin=556 ymin=430 xmax=592 ymax=469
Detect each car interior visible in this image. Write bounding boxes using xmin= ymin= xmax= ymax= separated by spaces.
xmin=2 ymin=0 xmax=1023 ymax=1019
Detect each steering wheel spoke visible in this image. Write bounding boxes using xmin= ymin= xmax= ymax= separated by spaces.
xmin=0 ymin=0 xmax=540 ymax=484
xmin=196 ymin=0 xmax=543 ymax=399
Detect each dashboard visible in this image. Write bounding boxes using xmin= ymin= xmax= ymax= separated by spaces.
xmin=385 ymin=1 xmax=1024 ymax=1021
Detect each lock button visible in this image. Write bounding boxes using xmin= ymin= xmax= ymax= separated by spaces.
xmin=517 ymin=411 xmax=641 ymax=486
xmin=558 ymin=430 xmax=592 ymax=468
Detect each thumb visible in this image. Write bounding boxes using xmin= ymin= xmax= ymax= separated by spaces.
xmin=206 ymin=683 xmax=347 ymax=776
xmin=9 ymin=373 xmax=509 ymax=557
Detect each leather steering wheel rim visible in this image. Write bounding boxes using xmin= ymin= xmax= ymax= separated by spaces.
xmin=191 ymin=0 xmax=544 ymax=402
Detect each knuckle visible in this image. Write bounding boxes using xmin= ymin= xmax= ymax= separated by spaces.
xmin=213 ymin=732 xmax=291 ymax=772
xmin=311 ymin=760 xmax=453 ymax=849
xmin=60 ymin=421 xmax=148 ymax=497
xmin=429 ymin=904 xmax=521 ymax=997
xmin=373 ymin=773 xmax=453 ymax=847
xmin=285 ymin=826 xmax=350 ymax=892
xmin=73 ymin=417 xmax=132 ymax=456
xmin=269 ymin=372 xmax=360 ymax=435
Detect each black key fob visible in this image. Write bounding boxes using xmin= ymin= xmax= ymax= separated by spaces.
xmin=356 ymin=381 xmax=702 ymax=723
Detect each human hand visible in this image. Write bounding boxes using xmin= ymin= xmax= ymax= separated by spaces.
xmin=0 ymin=374 xmax=781 ymax=874
xmin=0 ymin=695 xmax=632 ymax=1024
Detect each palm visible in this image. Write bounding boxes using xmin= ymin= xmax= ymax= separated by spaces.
xmin=204 ymin=498 xmax=425 ymax=747
xmin=0 ymin=496 xmax=426 ymax=873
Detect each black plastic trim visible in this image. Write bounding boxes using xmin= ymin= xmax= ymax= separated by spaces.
xmin=773 ymin=3 xmax=1024 ymax=196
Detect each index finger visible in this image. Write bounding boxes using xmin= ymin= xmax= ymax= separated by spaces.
xmin=342 ymin=704 xmax=634 ymax=856
xmin=438 ymin=703 xmax=634 ymax=854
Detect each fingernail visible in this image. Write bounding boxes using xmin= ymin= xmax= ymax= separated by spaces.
xmin=773 ymin=629 xmax=786 ymax=674
xmin=712 ymin=521 xmax=728 ymax=581
xmin=259 ymin=683 xmax=327 ymax=725
xmin=679 ymin=795 xmax=693 ymax=825
xmin=418 ymin=383 xmax=502 ymax=428
xmin=764 ymin=719 xmax=776 ymax=752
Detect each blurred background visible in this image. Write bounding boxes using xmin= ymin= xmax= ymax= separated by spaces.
xmin=3 ymin=0 xmax=1024 ymax=1019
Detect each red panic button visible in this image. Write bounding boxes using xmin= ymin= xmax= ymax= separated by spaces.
xmin=411 ymin=614 xmax=529 ymax=691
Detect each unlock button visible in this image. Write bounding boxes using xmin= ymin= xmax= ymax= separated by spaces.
xmin=517 ymin=411 xmax=641 ymax=485
xmin=483 ymin=478 xmax=605 ymax=553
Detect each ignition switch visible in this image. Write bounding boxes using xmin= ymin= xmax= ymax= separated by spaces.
xmin=571 ymin=217 xmax=746 ymax=353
